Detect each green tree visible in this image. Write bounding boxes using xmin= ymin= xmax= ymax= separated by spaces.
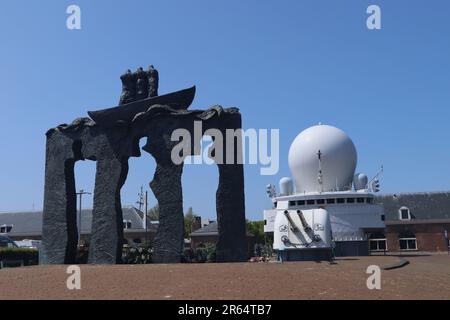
xmin=184 ymin=207 xmax=196 ymax=238
xmin=246 ymin=220 xmax=267 ymax=244
xmin=147 ymin=205 xmax=160 ymax=221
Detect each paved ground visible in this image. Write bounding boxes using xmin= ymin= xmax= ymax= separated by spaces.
xmin=0 ymin=254 xmax=449 ymax=299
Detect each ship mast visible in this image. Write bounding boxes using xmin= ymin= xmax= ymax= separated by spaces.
xmin=317 ymin=149 xmax=323 ymax=193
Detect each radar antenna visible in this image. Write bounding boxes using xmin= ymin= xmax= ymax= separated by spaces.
xmin=266 ymin=184 xmax=277 ymax=199
xmin=368 ymin=165 xmax=383 ymax=192
xmin=317 ymin=150 xmax=323 ymax=192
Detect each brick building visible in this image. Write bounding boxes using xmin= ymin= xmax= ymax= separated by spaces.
xmin=374 ymin=192 xmax=450 ymax=253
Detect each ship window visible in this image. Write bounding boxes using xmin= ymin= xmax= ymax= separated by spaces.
xmin=326 ymin=199 xmax=335 ymax=204
xmin=381 ymin=215 xmax=385 ymax=221
xmin=297 ymin=200 xmax=305 ymax=206
xmin=306 ymin=199 xmax=315 ymax=205
xmin=347 ymin=198 xmax=355 ymax=203
xmin=337 ymin=198 xmax=345 ymax=204
xmin=274 ymin=202 xmax=278 ymax=208
xmin=357 ymin=198 xmax=365 ymax=203
xmin=366 ymin=198 xmax=373 ymax=204
xmin=289 ymin=201 xmax=296 ymax=207
xmin=316 ymin=199 xmax=325 ymax=205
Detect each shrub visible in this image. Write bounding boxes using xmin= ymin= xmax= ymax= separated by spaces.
xmin=182 ymin=248 xmax=195 ymax=263
xmin=122 ymin=244 xmax=152 ymax=264
xmin=0 ymin=248 xmax=39 ymax=266
xmin=194 ymin=243 xmax=216 ymax=263
xmin=260 ymin=244 xmax=274 ymax=259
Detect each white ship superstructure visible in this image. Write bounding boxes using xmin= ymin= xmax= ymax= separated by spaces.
xmin=264 ymin=124 xmax=385 ymax=261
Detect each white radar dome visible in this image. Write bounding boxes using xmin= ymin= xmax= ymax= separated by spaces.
xmin=279 ymin=177 xmax=294 ymax=196
xmin=353 ymin=173 xmax=368 ymax=191
xmin=288 ymin=124 xmax=357 ymax=193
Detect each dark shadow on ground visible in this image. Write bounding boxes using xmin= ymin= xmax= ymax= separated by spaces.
xmin=391 ymin=254 xmax=431 ymax=257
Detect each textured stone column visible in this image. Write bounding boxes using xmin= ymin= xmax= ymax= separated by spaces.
xmin=82 ymin=124 xmax=135 ymax=264
xmin=144 ymin=136 xmax=184 ymax=263
xmin=88 ymin=157 xmax=129 ymax=264
xmin=40 ymin=132 xmax=80 ymax=264
xmin=215 ymin=112 xmax=247 ymax=262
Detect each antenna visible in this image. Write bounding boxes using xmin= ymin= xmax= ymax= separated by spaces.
xmin=368 ymin=165 xmax=383 ymax=192
xmin=266 ymin=184 xmax=276 ymax=199
xmin=136 ymin=186 xmax=144 ymax=211
xmin=317 ymin=149 xmax=323 ymax=192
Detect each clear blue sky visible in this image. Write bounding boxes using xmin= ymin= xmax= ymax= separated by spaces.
xmin=0 ymin=1 xmax=449 ymax=220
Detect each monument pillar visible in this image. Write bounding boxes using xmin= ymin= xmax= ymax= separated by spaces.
xmin=215 ymin=112 xmax=247 ymax=262
xmin=143 ymin=136 xmax=185 ymax=263
xmin=40 ymin=132 xmax=80 ymax=264
xmin=88 ymin=157 xmax=129 ymax=264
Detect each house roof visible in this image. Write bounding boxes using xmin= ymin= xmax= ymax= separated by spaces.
xmin=189 ymin=221 xmax=254 ymax=237
xmin=0 ymin=206 xmax=157 ymax=237
xmin=375 ymin=191 xmax=450 ymax=221
xmin=190 ymin=221 xmax=220 ymax=236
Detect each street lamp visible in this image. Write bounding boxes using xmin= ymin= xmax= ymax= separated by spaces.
xmin=76 ymin=189 xmax=91 ymax=247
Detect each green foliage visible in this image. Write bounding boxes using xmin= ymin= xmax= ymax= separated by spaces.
xmin=194 ymin=243 xmax=216 ymax=263
xmin=182 ymin=248 xmax=195 ymax=263
xmin=122 ymin=244 xmax=152 ymax=264
xmin=259 ymin=244 xmax=274 ymax=258
xmin=147 ymin=205 xmax=160 ymax=221
xmin=246 ymin=220 xmax=267 ymax=244
xmin=0 ymin=247 xmax=39 ymax=265
xmin=184 ymin=207 xmax=196 ymax=238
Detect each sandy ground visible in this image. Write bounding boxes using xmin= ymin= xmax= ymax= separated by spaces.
xmin=0 ymin=254 xmax=449 ymax=300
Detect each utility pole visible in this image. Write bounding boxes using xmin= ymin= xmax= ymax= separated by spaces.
xmin=144 ymin=191 xmax=148 ymax=246
xmin=136 ymin=186 xmax=144 ymax=212
xmin=76 ymin=189 xmax=91 ymax=247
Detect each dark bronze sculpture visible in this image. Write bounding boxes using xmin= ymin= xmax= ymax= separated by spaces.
xmin=147 ymin=65 xmax=159 ymax=98
xmin=119 ymin=65 xmax=160 ymax=105
xmin=89 ymin=86 xmax=196 ymax=127
xmin=119 ymin=69 xmax=137 ymax=105
xmin=135 ymin=67 xmax=149 ymax=100
xmin=40 ymin=66 xmax=247 ymax=264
